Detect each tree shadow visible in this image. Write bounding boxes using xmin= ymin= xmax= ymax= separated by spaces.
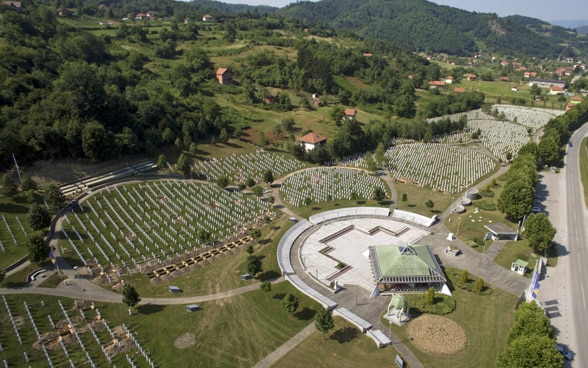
xmin=311 ymin=206 xmax=322 ymax=211
xmin=137 ymin=304 xmax=166 ymax=315
xmin=294 ymin=307 xmax=316 ymax=321
xmin=273 ymin=293 xmax=286 ymax=300
xmin=259 ymin=239 xmax=272 ymax=245
xmin=407 ymin=204 xmax=416 ymax=208
xmin=258 ymin=270 xmax=281 ymax=281
xmin=330 ymin=327 xmax=358 ymax=343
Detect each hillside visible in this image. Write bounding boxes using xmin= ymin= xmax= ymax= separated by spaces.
xmin=578 ymin=26 xmax=588 ymax=35
xmin=279 ymin=0 xmax=588 ymax=58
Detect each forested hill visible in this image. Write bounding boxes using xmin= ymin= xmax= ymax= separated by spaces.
xmin=279 ymin=0 xmax=588 ymax=58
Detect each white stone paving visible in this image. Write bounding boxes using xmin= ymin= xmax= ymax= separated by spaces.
xmin=299 ymin=218 xmax=430 ymax=292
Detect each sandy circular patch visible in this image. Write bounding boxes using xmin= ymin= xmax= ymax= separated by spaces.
xmin=405 ymin=314 xmax=468 ymax=355
xmin=174 ymin=333 xmax=196 ymax=349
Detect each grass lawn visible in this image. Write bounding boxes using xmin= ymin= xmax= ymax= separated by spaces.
xmin=36 ymin=271 xmax=68 ymax=288
xmin=275 ymin=317 xmax=394 ymax=368
xmin=494 ymin=239 xmax=540 ymax=277
xmin=390 ymin=268 xmax=518 ymax=368
xmin=125 ymin=215 xmax=292 ymax=298
xmin=394 ymin=182 xmax=453 ymax=217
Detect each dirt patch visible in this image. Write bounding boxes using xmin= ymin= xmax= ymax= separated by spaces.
xmin=405 ymin=314 xmax=468 ymax=355
xmin=174 ymin=332 xmax=196 ymax=349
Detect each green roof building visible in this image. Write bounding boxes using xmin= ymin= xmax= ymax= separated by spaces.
xmin=369 ymin=245 xmax=446 ymax=293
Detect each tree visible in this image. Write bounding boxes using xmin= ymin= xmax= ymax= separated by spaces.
xmin=401 ymin=193 xmax=408 ymax=206
xmin=196 ymin=229 xmax=211 ymax=244
xmin=246 ymin=245 xmax=254 ymax=255
xmin=176 ymin=153 xmax=191 ymax=177
xmin=0 ymin=174 xmax=18 ymax=197
xmin=28 ymin=205 xmax=51 ymax=231
xmin=460 ymin=269 xmax=469 ymax=284
xmin=304 ymin=197 xmax=312 ymax=206
xmin=475 ymin=278 xmax=484 ymax=292
xmin=260 ymin=280 xmax=272 ymax=295
xmin=247 ymin=255 xmax=262 ymax=276
xmin=216 ymin=175 xmax=229 ymax=188
xmin=252 ymin=185 xmax=263 ymax=197
xmin=497 ymin=335 xmax=562 ymax=368
xmin=45 ymin=184 xmax=65 ymax=209
xmin=262 ymin=169 xmax=274 ymax=185
xmin=20 ymin=175 xmax=37 ymax=192
xmin=329 ymin=105 xmax=345 ymax=126
xmin=267 ymin=195 xmax=275 ymax=205
xmin=508 ymin=301 xmax=554 ymax=342
xmin=157 ymin=154 xmax=167 ymax=170
xmin=537 ymin=135 xmax=559 ymax=166
xmin=0 ymin=269 xmax=5 ymax=284
xmin=249 ymin=228 xmax=262 ymax=242
xmin=219 ymin=128 xmax=229 ymax=143
xmin=524 ymin=213 xmax=556 ymax=253
xmin=282 ymin=293 xmax=299 ymax=317
xmin=364 ymin=153 xmax=377 ymax=173
xmin=425 ymin=286 xmax=435 ymax=305
xmin=246 ymin=177 xmax=256 ymax=188
xmin=315 ymin=307 xmax=335 ymax=340
xmin=425 ymin=199 xmax=435 ymax=210
xmin=27 ymin=234 xmax=50 ymax=264
xmin=374 ymin=142 xmax=387 ymax=169
xmin=122 ymin=284 xmax=141 ymax=308
xmin=498 ymin=178 xmax=534 ymax=220
xmin=373 ymin=186 xmax=386 ymax=202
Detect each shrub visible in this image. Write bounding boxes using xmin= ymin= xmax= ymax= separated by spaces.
xmin=474 ymin=200 xmax=497 ymax=211
xmin=406 ymin=293 xmax=456 ymax=315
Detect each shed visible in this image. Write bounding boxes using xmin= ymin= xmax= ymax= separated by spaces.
xmin=484 ymin=222 xmax=518 ymax=241
xmin=168 ymin=286 xmax=182 ymax=293
xmin=511 ymin=259 xmax=528 ymax=275
xmin=186 ymin=304 xmax=201 ymax=312
xmin=240 ymin=274 xmax=252 ymax=280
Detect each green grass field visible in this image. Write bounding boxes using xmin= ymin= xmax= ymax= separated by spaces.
xmin=394 ymin=182 xmax=453 ymax=217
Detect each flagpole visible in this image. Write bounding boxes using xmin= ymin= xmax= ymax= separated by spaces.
xmin=12 ymin=153 xmax=22 ymax=183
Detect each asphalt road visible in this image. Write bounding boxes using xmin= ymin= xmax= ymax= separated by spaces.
xmin=564 ymin=125 xmax=588 ymax=365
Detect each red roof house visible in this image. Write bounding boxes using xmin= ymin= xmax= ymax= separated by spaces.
xmin=215 ymin=68 xmax=233 ymax=85
xmin=298 ymin=132 xmax=327 ymax=151
xmin=344 ymin=109 xmax=357 ymax=119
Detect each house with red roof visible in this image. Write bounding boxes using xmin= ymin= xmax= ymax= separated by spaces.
xmin=344 ymin=109 xmax=357 ymax=119
xmin=549 ymin=86 xmax=565 ymax=95
xmin=202 ymin=14 xmax=213 ymax=22
xmin=454 ymin=87 xmax=466 ymax=93
xmin=445 ymin=76 xmax=454 ymax=84
xmin=1 ymin=1 xmax=23 ymax=12
xmin=298 ymin=132 xmax=327 ymax=151
xmin=215 ymin=68 xmax=233 ymax=85
xmin=428 ymin=81 xmax=445 ymax=89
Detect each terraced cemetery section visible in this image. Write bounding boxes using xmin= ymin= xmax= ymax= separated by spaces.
xmin=0 ymin=295 xmax=153 ymax=367
xmin=385 ymin=143 xmax=496 ymax=193
xmin=491 ymin=105 xmax=563 ymax=130
xmin=0 ymin=213 xmax=35 ymax=269
xmin=192 ymin=151 xmax=307 ymax=184
xmin=58 ymin=180 xmax=273 ymax=283
xmin=279 ymin=168 xmax=389 ymax=207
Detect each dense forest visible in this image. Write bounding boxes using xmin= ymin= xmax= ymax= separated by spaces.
xmin=1 ymin=0 xmax=487 ymax=168
xmin=279 ymin=0 xmax=588 ymax=58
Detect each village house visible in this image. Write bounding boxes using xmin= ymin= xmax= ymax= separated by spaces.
xmin=454 ymin=87 xmax=466 ymax=93
xmin=1 ymin=0 xmax=24 ymax=12
xmin=445 ymin=76 xmax=454 ymax=84
xmin=215 ymin=68 xmax=233 ymax=85
xmin=499 ymin=76 xmax=510 ymax=82
xmin=529 ymin=78 xmax=566 ymax=89
xmin=466 ymin=74 xmax=477 ymax=81
xmin=344 ymin=109 xmax=357 ymax=119
xmin=427 ymin=81 xmax=445 ymax=89
xmin=202 ymin=14 xmax=213 ymax=22
xmin=298 ymin=132 xmax=327 ymax=151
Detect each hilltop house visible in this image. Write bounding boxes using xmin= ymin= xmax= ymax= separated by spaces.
xmin=298 ymin=132 xmax=327 ymax=151
xmin=1 ymin=0 xmax=23 ymax=12
xmin=202 ymin=14 xmax=213 ymax=22
xmin=428 ymin=81 xmax=445 ymax=89
xmin=215 ymin=68 xmax=233 ymax=85
xmin=344 ymin=109 xmax=357 ymax=119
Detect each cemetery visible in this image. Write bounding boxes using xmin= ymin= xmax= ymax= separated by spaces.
xmin=279 ymin=167 xmax=389 ymax=207
xmin=191 ymin=150 xmax=306 ymax=184
xmin=0 ymin=295 xmax=154 ymax=367
xmin=0 ymin=213 xmax=35 ymax=270
xmin=58 ymin=179 xmax=273 ymax=286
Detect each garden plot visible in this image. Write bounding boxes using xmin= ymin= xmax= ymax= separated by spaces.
xmin=0 ymin=213 xmax=34 ymax=269
xmin=0 ymin=295 xmax=152 ymax=367
xmin=385 ymin=143 xmax=495 ymax=194
xmin=59 ymin=180 xmax=273 ymax=279
xmin=279 ymin=168 xmax=389 ymax=207
xmin=192 ymin=150 xmax=306 ymax=184
xmin=491 ymin=104 xmax=563 ymax=130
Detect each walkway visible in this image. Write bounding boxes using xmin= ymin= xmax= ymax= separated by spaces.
xmin=252 ymin=323 xmax=316 ymax=368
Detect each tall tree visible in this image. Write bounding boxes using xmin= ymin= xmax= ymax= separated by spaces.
xmin=45 ymin=184 xmax=65 ymax=209
xmin=28 ymin=204 xmax=51 ymax=231
xmin=523 ymin=213 xmax=556 ymax=253
xmin=497 ymin=178 xmax=534 ymax=220
xmin=260 ymin=281 xmax=272 ymax=295
xmin=314 ymin=307 xmax=335 ymax=340
xmin=20 ymin=175 xmax=37 ymax=192
xmin=497 ymin=335 xmax=562 ymax=368
xmin=364 ymin=153 xmax=377 ymax=173
xmin=122 ymin=284 xmax=141 ymax=308
xmin=374 ymin=142 xmax=387 ymax=169
xmin=507 ymin=301 xmax=554 ymax=343
xmin=282 ymin=293 xmax=299 ymax=317
xmin=0 ymin=174 xmax=18 ymax=197
xmin=176 ymin=153 xmax=191 ymax=177
xmin=27 ymin=234 xmax=50 ymax=264
xmin=262 ymin=169 xmax=274 ymax=185
xmin=247 ymin=255 xmax=262 ymax=276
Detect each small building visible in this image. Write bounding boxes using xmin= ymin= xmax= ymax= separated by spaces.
xmin=369 ymin=244 xmax=447 ymax=294
xmin=240 ymin=274 xmax=252 ymax=280
xmin=186 ymin=304 xmax=201 ymax=312
xmin=570 ymin=96 xmax=584 ymax=105
xmin=454 ymin=87 xmax=466 ymax=93
xmin=298 ymin=132 xmax=327 ymax=151
xmin=262 ymin=95 xmax=278 ymax=105
xmin=511 ymin=259 xmax=528 ymax=275
xmin=215 ymin=68 xmax=233 ymax=85
xmin=168 ymin=286 xmax=182 ymax=293
xmin=363 ymin=53 xmax=373 ymax=57
xmin=549 ymin=85 xmax=565 ymax=95
xmin=499 ymin=76 xmax=510 ymax=82
xmin=344 ymin=108 xmax=356 ymax=119
xmin=428 ymin=81 xmax=445 ymax=89
xmin=1 ymin=1 xmax=24 ymax=12
xmin=202 ymin=14 xmax=213 ymax=22
xmin=529 ymin=78 xmax=566 ymax=89
xmin=511 ymin=86 xmax=518 ymax=92
xmin=57 ymin=7 xmax=75 ymax=17
xmin=445 ymin=76 xmax=454 ymax=84
xmin=466 ymin=74 xmax=477 ymax=81
xmin=484 ymin=222 xmax=519 ymax=241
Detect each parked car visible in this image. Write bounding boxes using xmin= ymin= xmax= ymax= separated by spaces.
xmin=531 ymin=206 xmax=541 ymax=213
xmin=556 ymin=344 xmax=573 ymax=360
